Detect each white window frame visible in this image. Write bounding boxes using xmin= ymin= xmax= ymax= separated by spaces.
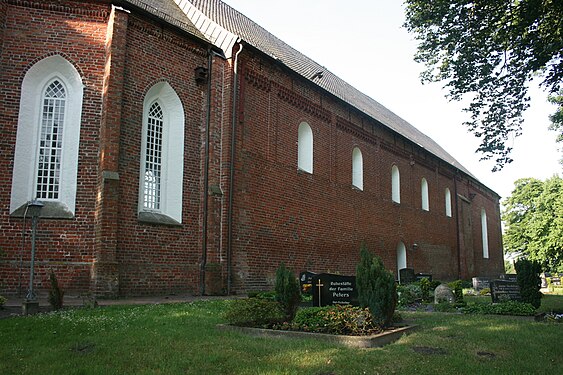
xmin=392 ymin=165 xmax=400 ymax=203
xmin=397 ymin=242 xmax=407 ymax=281
xmin=352 ymin=147 xmax=363 ymax=190
xmin=297 ymin=122 xmax=313 ymax=173
xmin=421 ymin=178 xmax=429 ymax=211
xmin=10 ymin=55 xmax=83 ymax=217
xmin=138 ymin=82 xmax=184 ymax=225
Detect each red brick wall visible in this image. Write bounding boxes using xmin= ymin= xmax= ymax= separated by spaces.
xmin=113 ymin=13 xmax=214 ymax=295
xmin=228 ymin=50 xmax=503 ymax=292
xmin=0 ymin=1 xmax=110 ymax=295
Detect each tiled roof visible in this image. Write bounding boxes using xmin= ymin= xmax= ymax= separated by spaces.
xmin=184 ymin=0 xmax=474 ymax=177
xmin=122 ymin=0 xmax=209 ymax=42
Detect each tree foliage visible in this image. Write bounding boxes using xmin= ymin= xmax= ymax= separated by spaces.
xmin=404 ymin=0 xmax=563 ymax=170
xmin=502 ymin=176 xmax=563 ymax=272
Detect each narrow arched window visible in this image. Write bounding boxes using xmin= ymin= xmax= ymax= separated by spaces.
xmin=11 ymin=55 xmax=83 ymax=218
xmin=445 ymin=188 xmax=452 ymax=217
xmin=421 ymin=178 xmax=429 ymax=211
xmin=397 ymin=242 xmax=407 ymax=281
xmin=36 ymin=80 xmax=66 ymax=200
xmin=143 ymin=101 xmax=164 ymax=210
xmin=139 ymin=82 xmax=184 ymax=225
xmin=392 ymin=165 xmax=400 ymax=203
xmin=352 ymin=147 xmax=363 ymax=190
xmin=481 ymin=208 xmax=489 ymax=259
xmin=297 ymin=122 xmax=313 ymax=173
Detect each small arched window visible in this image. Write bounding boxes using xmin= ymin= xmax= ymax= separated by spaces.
xmin=352 ymin=147 xmax=363 ymax=190
xmin=445 ymin=188 xmax=452 ymax=217
xmin=421 ymin=178 xmax=429 ymax=211
xmin=391 ymin=165 xmax=400 ymax=203
xmin=481 ymin=208 xmax=489 ymax=259
xmin=298 ymin=122 xmax=313 ymax=173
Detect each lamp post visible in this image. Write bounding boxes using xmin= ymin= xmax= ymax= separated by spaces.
xmin=23 ymin=199 xmax=43 ymax=315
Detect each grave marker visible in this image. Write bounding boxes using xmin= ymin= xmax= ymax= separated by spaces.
xmin=311 ymin=273 xmax=358 ymax=307
xmin=490 ymin=280 xmax=521 ymax=303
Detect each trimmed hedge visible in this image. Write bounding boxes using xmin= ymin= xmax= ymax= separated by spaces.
xmin=224 ymin=298 xmax=285 ymax=327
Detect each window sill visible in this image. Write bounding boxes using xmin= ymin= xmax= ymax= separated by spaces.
xmin=138 ymin=211 xmax=182 ymax=227
xmin=10 ymin=201 xmax=74 ymax=219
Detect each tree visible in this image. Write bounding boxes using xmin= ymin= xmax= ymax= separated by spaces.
xmin=502 ymin=176 xmax=563 ymax=272
xmin=356 ymin=244 xmax=397 ymax=327
xmin=404 ymin=0 xmax=563 ymax=170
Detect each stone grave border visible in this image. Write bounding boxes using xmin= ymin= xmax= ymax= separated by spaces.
xmin=217 ymin=323 xmax=418 ymax=349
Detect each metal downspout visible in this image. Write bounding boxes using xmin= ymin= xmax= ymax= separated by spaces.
xmin=227 ymin=43 xmax=243 ymax=295
xmin=200 ymin=49 xmax=215 ymax=295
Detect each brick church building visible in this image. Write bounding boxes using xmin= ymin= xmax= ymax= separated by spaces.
xmin=0 ymin=0 xmax=504 ymax=297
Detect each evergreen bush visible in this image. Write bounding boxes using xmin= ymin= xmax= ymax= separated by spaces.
xmin=0 ymin=295 xmax=6 ymax=309
xmin=289 ymin=305 xmax=380 ymax=335
xmin=48 ymin=271 xmax=64 ymax=310
xmin=515 ymin=259 xmax=543 ymax=309
xmin=356 ymin=244 xmax=397 ymax=327
xmin=224 ymin=298 xmax=285 ymax=327
xmin=274 ymin=263 xmax=301 ymax=321
xmin=419 ymin=277 xmax=432 ymax=302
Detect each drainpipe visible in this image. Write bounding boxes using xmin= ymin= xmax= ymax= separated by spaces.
xmin=227 ymin=42 xmax=243 ymax=295
xmin=454 ymin=170 xmax=462 ymax=279
xmin=200 ymin=48 xmax=216 ymax=295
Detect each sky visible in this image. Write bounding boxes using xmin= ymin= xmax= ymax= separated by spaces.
xmin=221 ymin=0 xmax=561 ymax=200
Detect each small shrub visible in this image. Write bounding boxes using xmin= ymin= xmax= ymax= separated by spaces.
xmin=479 ymin=288 xmax=491 ymax=296
xmin=274 ymin=263 xmax=301 ymax=321
xmin=356 ymin=245 xmax=397 ymax=327
xmin=0 ymin=295 xmax=6 ymax=309
xmin=48 ymin=272 xmax=64 ymax=310
xmin=290 ymin=305 xmax=381 ymax=335
xmin=224 ymin=298 xmax=285 ymax=327
xmin=462 ymin=301 xmax=536 ymax=316
xmin=448 ymin=280 xmax=464 ymax=304
xmin=397 ymin=284 xmax=422 ymax=306
xmin=419 ymin=277 xmax=432 ymax=302
xmin=515 ymin=259 xmax=542 ymax=309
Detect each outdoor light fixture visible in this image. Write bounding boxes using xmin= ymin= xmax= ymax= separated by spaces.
xmin=23 ymin=199 xmax=43 ymax=313
xmin=412 ymin=243 xmax=419 ymax=251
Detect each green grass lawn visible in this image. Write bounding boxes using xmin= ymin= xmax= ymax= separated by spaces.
xmin=1 ymin=297 xmax=562 ymax=375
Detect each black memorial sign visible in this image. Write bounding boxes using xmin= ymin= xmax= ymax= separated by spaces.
xmin=311 ymin=273 xmax=358 ymax=307
xmin=490 ymin=280 xmax=522 ymax=303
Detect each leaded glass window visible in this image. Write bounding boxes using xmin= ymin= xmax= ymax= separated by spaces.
xmin=36 ymin=80 xmax=66 ymax=200
xmin=143 ymin=101 xmax=163 ymax=210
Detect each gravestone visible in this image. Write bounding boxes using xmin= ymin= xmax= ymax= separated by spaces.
xmin=499 ymin=273 xmax=518 ymax=282
xmin=434 ymin=284 xmax=455 ymax=304
xmin=550 ymin=275 xmax=561 ymax=286
xmin=416 ymin=273 xmax=433 ymax=282
xmin=541 ymin=273 xmax=548 ymax=288
xmin=399 ymin=268 xmax=416 ymax=284
xmin=472 ymin=277 xmax=490 ymax=291
xmin=311 ymin=273 xmax=358 ymax=307
xmin=299 ymin=271 xmax=316 ymax=295
xmin=489 ymin=280 xmax=521 ymax=303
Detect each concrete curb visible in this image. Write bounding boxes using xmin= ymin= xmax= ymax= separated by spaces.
xmin=217 ymin=323 xmax=418 ymax=348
